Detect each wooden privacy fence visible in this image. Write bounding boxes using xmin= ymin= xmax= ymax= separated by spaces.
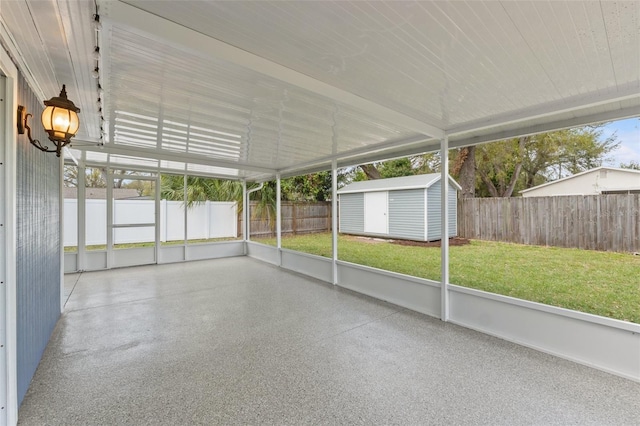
xmin=458 ymin=195 xmax=640 ymax=253
xmin=241 ymin=201 xmax=332 ymax=237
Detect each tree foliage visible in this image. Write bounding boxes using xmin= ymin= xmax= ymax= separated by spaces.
xmin=160 ymin=171 xmax=340 ymax=227
xmin=520 ymin=126 xmax=619 ymax=187
xmin=280 ymin=172 xmax=333 ymax=201
xmin=355 ymin=154 xmax=440 ymax=181
xmin=354 ymin=125 xmax=619 ymax=198
xmin=620 ymin=161 xmax=640 ymax=170
xmin=63 ymin=166 xmax=154 ymax=191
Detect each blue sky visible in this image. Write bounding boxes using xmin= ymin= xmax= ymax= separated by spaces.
xmin=601 ymin=117 xmax=640 ymax=167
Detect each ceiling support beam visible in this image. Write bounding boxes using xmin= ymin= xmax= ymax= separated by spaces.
xmin=74 ymin=142 xmax=275 ymax=175
xmin=448 ymin=84 xmax=640 ymax=137
xmin=105 ymin=1 xmax=444 ymax=139
xmin=448 ymin=104 xmax=640 ymax=150
xmin=278 ymin=134 xmax=435 ymax=177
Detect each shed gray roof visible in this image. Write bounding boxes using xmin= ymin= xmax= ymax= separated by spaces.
xmin=338 ymin=173 xmax=461 ymax=194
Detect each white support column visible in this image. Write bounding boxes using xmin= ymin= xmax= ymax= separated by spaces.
xmin=0 ymin=60 xmax=18 ymax=425
xmin=77 ymin=155 xmax=86 ymax=271
xmin=276 ymin=174 xmax=282 ymax=266
xmin=183 ymin=175 xmax=188 ymax=247
xmin=106 ymin=167 xmax=113 ymax=269
xmin=242 ymin=180 xmax=248 ymax=253
xmin=154 ymin=174 xmax=160 ymax=264
xmin=440 ymin=135 xmax=450 ymax=321
xmin=59 ymin=155 xmax=64 ymax=311
xmin=331 ymin=160 xmax=338 ymax=285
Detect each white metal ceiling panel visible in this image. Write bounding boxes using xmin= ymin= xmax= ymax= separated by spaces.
xmin=1 ymin=0 xmax=101 ymax=141
xmin=120 ymin=0 xmax=639 ymax=133
xmin=103 ymin=23 xmax=419 ymax=176
xmin=4 ymin=0 xmax=639 ymax=181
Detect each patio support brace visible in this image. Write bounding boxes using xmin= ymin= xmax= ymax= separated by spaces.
xmin=332 ymin=160 xmax=338 ymax=285
xmin=440 ymin=135 xmax=450 ymax=321
xmin=276 ymin=174 xmax=282 ymax=266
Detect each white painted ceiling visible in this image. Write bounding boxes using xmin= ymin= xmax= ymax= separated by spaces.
xmin=2 ymin=0 xmax=639 ymax=180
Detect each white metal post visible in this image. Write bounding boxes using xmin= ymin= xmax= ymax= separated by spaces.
xmin=183 ymin=174 xmax=188 ymax=247
xmin=77 ymin=155 xmax=86 ymax=271
xmin=0 ymin=61 xmax=18 ymax=425
xmin=276 ymin=174 xmax=282 ymax=266
xmin=59 ymin=155 xmax=64 ymax=311
xmin=242 ymin=180 xmax=248 ymax=254
xmin=331 ymin=160 xmax=338 ymax=285
xmin=106 ymin=166 xmax=113 ymax=269
xmin=440 ymin=135 xmax=450 ymax=321
xmin=154 ymin=174 xmax=160 ymax=264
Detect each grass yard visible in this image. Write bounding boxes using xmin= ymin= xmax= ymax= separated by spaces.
xmin=254 ymin=233 xmax=640 ymax=324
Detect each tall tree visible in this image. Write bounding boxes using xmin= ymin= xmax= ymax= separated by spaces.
xmin=280 ymin=171 xmax=333 ymax=201
xmin=64 ymin=165 xmax=79 ymax=188
xmin=451 ymin=146 xmax=476 ymax=198
xmin=521 ymin=126 xmax=619 ymax=187
xmin=359 ymin=164 xmax=382 ymax=180
xmin=356 ymin=154 xmax=440 ymax=181
xmin=161 ymin=176 xmax=244 ymax=209
xmin=476 ymin=137 xmax=526 ymax=198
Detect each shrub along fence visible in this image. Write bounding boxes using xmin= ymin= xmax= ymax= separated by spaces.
xmin=458 ymin=194 xmax=640 ymax=253
xmin=242 ymin=201 xmax=331 ymax=238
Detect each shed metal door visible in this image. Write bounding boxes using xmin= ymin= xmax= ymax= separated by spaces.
xmin=364 ymin=192 xmax=388 ymax=234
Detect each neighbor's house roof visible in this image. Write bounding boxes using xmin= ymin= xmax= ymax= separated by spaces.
xmin=63 ymin=187 xmax=141 ymax=200
xmin=520 ymin=166 xmax=640 ymax=196
xmin=338 ymin=174 xmax=461 ymax=194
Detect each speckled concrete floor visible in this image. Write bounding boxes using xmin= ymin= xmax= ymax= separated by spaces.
xmin=18 ymin=257 xmax=640 ymax=425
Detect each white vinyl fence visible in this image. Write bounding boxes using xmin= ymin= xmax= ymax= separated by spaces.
xmin=64 ymin=199 xmax=237 ymax=246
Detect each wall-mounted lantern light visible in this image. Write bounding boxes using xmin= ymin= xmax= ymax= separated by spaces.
xmin=17 ymin=84 xmax=81 ymax=157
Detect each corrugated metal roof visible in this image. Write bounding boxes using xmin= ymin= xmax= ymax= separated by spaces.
xmin=3 ymin=1 xmax=639 ymax=180
xmin=338 ymin=174 xmax=460 ymax=194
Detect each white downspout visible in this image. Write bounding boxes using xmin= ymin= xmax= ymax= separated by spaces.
xmin=245 ymin=182 xmax=264 ymax=243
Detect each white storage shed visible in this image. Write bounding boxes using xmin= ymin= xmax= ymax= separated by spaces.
xmin=338 ymin=174 xmax=460 ymax=241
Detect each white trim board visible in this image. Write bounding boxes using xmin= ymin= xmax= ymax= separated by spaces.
xmin=0 ymin=43 xmax=19 ymax=426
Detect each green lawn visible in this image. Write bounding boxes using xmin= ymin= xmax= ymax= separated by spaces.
xmin=254 ymin=233 xmax=640 ymax=324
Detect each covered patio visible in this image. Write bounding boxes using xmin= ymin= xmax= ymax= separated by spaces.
xmin=1 ymin=1 xmax=639 ymax=424
xmin=18 ymin=258 xmax=640 ymax=424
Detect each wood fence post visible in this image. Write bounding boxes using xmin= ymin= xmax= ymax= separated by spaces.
xmin=292 ymin=203 xmax=297 ymax=235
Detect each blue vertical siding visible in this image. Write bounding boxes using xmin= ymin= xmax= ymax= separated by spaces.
xmin=388 ymin=189 xmax=425 ymax=240
xmin=339 ymin=193 xmax=364 ymax=234
xmin=16 ymin=73 xmax=61 ymax=404
xmin=449 ymin=182 xmax=458 ymax=236
xmin=426 ymin=180 xmax=458 ymax=241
